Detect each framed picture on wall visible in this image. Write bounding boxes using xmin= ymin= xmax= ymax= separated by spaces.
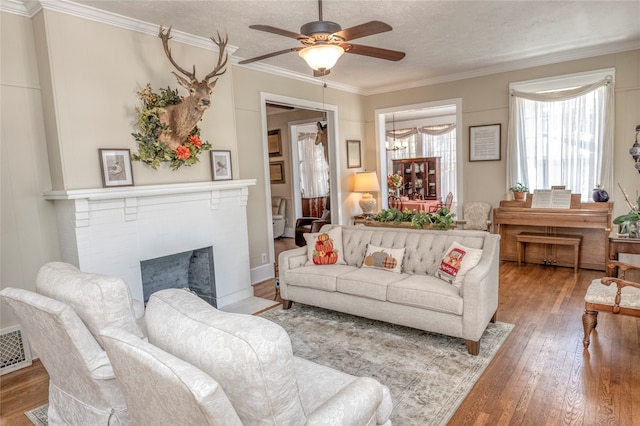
xmin=211 ymin=150 xmax=232 ymax=181
xmin=469 ymin=124 xmax=501 ymax=161
xmin=98 ymin=148 xmax=134 ymax=187
xmin=269 ymin=161 xmax=285 ymax=184
xmin=268 ymin=129 xmax=282 ymax=157
xmin=347 ymin=140 xmax=361 ymax=168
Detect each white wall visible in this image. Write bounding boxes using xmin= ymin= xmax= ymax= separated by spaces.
xmin=1 ymin=12 xmax=60 ymax=327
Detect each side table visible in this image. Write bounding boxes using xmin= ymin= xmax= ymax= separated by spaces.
xmin=607 ymin=236 xmax=640 ymax=276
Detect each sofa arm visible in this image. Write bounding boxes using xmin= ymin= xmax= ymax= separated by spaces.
xmin=278 ymin=247 xmax=307 ymax=300
xmin=306 ymin=377 xmax=385 ymax=426
xmin=459 ymin=234 xmax=500 ymax=340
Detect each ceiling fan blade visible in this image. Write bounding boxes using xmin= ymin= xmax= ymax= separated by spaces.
xmin=238 ymin=47 xmax=302 ymax=65
xmin=249 ymin=25 xmax=306 ymax=40
xmin=344 ymin=43 xmax=405 ymax=61
xmin=334 ymin=21 xmax=392 ymax=41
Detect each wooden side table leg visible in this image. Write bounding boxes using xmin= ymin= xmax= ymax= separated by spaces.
xmin=582 ymin=309 xmax=598 ymax=349
xmin=574 ymin=243 xmax=579 ymax=273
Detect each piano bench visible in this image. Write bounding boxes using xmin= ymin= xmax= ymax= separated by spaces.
xmin=516 ymin=232 xmax=582 ymax=273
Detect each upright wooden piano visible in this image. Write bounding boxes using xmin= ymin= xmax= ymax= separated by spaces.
xmin=493 ymin=195 xmax=612 ymax=271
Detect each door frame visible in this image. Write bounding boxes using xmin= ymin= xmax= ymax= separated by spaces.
xmin=374 ymin=98 xmax=463 ymax=216
xmin=260 ymin=92 xmax=341 ymax=265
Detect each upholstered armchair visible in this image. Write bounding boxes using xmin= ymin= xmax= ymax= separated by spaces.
xmin=295 ymin=197 xmax=331 ymax=246
xmin=457 ymin=201 xmax=492 ymax=231
xmin=0 ymin=288 xmax=132 ymax=425
xmin=272 ymin=197 xmax=287 ymax=239
xmin=144 ymin=288 xmax=393 ymax=425
xmin=0 ymin=262 xmax=146 ymax=424
xmin=100 ymin=327 xmax=243 ymax=425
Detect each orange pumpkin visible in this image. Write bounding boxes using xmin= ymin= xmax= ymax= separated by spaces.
xmin=312 ymin=250 xmax=326 ymax=265
xmin=325 ymin=251 xmax=338 ymax=264
xmin=317 ymin=233 xmax=330 ymax=242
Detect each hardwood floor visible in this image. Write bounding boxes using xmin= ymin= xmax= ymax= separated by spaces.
xmin=2 ymin=248 xmax=638 ymax=425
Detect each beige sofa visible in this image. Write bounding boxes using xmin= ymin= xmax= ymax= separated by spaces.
xmin=278 ymin=225 xmax=500 ymax=355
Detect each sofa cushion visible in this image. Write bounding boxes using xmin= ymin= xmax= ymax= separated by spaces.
xmin=361 ymin=244 xmax=405 ymax=273
xmin=387 ymin=275 xmax=463 ymax=315
xmin=304 ymin=226 xmax=346 ymax=265
xmin=36 ymin=262 xmax=144 ymax=343
xmin=285 ymin=265 xmax=357 ymax=292
xmin=337 ymin=268 xmax=409 ymax=301
xmin=435 ymin=241 xmax=483 ymax=286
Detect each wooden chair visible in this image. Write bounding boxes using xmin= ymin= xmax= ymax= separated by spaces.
xmin=412 ymin=192 xmax=424 ymax=200
xmin=582 ymin=260 xmax=640 ymax=350
xmin=388 ymin=194 xmax=403 ymax=210
xmin=429 ymin=192 xmax=453 ymax=212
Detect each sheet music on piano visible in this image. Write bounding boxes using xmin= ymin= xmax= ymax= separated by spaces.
xmin=531 ymin=189 xmax=572 ymax=209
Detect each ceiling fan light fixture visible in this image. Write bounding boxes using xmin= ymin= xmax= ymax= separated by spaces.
xmin=299 ymin=44 xmax=344 ymax=72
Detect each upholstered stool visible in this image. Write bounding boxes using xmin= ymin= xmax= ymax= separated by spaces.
xmin=582 ymin=276 xmax=640 ymax=349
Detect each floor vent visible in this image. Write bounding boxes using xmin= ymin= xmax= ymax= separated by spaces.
xmin=0 ymin=325 xmax=32 ymax=375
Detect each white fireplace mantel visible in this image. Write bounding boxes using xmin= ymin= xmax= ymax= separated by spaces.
xmin=44 ymin=180 xmax=256 ymax=307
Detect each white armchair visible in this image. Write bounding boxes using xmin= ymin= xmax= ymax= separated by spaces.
xmin=100 ymin=327 xmax=243 ymax=425
xmin=0 ymin=261 xmax=146 ymax=425
xmin=0 ymin=288 xmax=131 ymax=425
xmin=458 ymin=201 xmax=492 ymax=231
xmin=144 ymin=288 xmax=393 ymax=425
xmin=272 ymin=196 xmax=287 ymax=238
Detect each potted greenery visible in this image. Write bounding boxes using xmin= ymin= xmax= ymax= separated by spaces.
xmin=509 ymin=182 xmax=529 ymax=201
xmin=613 ymin=184 xmax=640 ymax=236
xmin=372 ymin=208 xmax=455 ymax=230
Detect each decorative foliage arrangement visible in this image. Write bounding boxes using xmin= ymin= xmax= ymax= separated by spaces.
xmin=131 ymin=84 xmax=211 ymax=170
xmin=374 ymin=207 xmax=456 ymax=230
xmin=387 ymin=173 xmax=403 ymax=191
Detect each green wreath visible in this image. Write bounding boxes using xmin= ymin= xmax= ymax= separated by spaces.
xmin=131 ymin=84 xmax=212 ymax=170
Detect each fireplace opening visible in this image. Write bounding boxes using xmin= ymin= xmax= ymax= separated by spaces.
xmin=140 ymin=247 xmax=216 ymax=307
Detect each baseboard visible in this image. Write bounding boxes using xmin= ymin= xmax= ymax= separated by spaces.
xmin=251 ymin=263 xmax=274 ymax=285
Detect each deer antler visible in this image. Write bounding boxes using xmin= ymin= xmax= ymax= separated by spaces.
xmin=205 ymin=31 xmax=229 ymax=81
xmin=158 ymin=24 xmax=196 ymax=80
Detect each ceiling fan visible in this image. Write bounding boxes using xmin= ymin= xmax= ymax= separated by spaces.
xmin=238 ymin=0 xmax=405 ymax=76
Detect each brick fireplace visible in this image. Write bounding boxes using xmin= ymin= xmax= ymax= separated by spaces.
xmin=44 ymin=180 xmax=256 ymax=308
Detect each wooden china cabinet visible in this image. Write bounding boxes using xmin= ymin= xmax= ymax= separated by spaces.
xmin=391 ymin=157 xmax=441 ymax=200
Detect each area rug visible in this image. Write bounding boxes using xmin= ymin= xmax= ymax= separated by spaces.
xmin=261 ymin=304 xmax=513 ymax=425
xmin=25 ymin=403 xmax=48 ymax=426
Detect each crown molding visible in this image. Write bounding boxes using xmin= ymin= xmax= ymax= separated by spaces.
xmin=364 ymin=40 xmax=640 ymax=96
xmin=4 ymin=0 xmax=638 ymax=96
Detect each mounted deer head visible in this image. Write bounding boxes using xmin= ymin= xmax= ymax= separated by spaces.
xmin=315 ymin=121 xmax=329 ymax=163
xmin=157 ymin=24 xmax=228 ymax=150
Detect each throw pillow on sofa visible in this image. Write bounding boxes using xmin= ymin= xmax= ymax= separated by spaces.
xmin=303 ymin=226 xmax=346 ymax=265
xmin=361 ymin=244 xmax=405 ymax=273
xmin=436 ymin=241 xmax=482 ymax=286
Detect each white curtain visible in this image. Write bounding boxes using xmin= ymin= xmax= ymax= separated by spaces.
xmin=507 ymin=77 xmax=614 ymax=201
xmin=419 ymin=124 xmax=457 ymax=203
xmin=298 ymin=131 xmax=329 ymax=198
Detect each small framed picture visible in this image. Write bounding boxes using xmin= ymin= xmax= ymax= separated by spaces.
xmin=268 ymin=129 xmax=282 ymax=157
xmin=469 ymin=124 xmax=501 ymax=162
xmin=211 ymin=150 xmax=232 ymax=181
xmin=269 ymin=161 xmax=285 ymax=184
xmin=98 ymin=149 xmax=134 ymax=187
xmin=346 ymin=140 xmax=361 ymax=168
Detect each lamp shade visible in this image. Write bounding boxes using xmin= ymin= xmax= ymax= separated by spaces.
xmin=353 ymin=171 xmax=380 ymax=216
xmin=353 ymin=171 xmax=380 ymax=193
xmin=299 ymin=45 xmax=345 ymax=72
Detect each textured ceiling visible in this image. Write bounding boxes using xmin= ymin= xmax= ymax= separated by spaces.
xmin=30 ymin=1 xmax=640 ymax=93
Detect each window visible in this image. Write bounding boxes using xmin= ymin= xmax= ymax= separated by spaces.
xmin=507 ymin=69 xmax=614 ymax=201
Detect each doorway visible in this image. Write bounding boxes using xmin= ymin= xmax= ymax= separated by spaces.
xmin=375 ymin=99 xmax=463 ymax=216
xmin=261 ymin=93 xmax=341 ymax=271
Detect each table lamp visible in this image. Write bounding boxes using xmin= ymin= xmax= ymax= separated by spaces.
xmin=353 ymin=171 xmax=380 ymax=216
